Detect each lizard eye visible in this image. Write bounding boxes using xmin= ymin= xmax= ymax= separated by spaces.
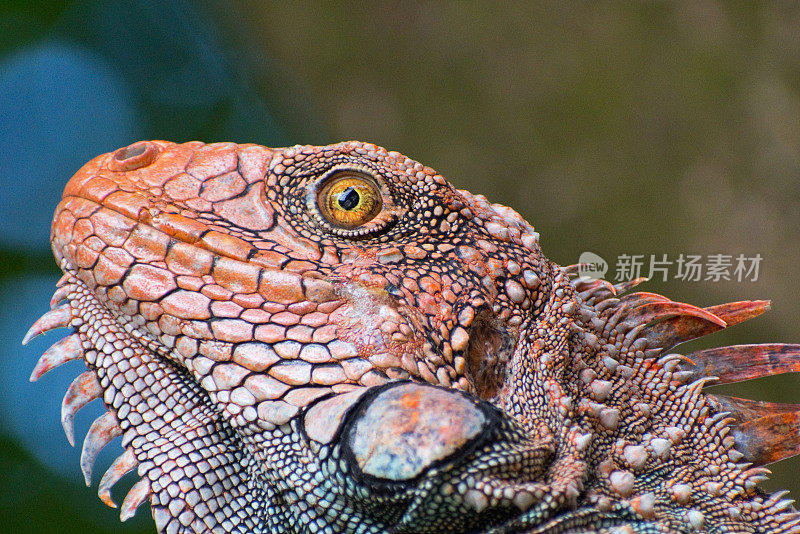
xmin=306 ymin=165 xmax=403 ymax=239
xmin=316 ymin=172 xmax=384 ymax=229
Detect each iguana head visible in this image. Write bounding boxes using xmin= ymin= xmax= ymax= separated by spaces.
xmin=27 ymin=140 xmax=800 ymax=532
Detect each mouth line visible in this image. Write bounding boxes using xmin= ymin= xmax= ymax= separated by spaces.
xmin=54 ymin=192 xmax=341 ymax=315
xmin=63 ymin=191 xmax=280 ymax=268
xmin=63 ymin=184 xmax=324 ymax=278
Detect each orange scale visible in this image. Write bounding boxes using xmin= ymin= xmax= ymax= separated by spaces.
xmin=271 ymin=311 xmax=301 ymax=326
xmin=51 ymin=208 xmax=77 ymax=247
xmin=200 ymin=171 xmax=246 ymax=203
xmin=316 ymin=300 xmax=343 ymax=315
xmin=201 ymin=284 xmax=234 ymax=301
xmin=236 ymin=145 xmax=273 ymax=185
xmin=240 ymin=308 xmax=272 ymax=324
xmin=184 ymin=197 xmax=212 ymax=214
xmin=161 ymin=291 xmax=212 ymax=320
xmin=106 ymin=285 xmax=127 ymax=304
xmin=182 ymin=320 xmax=212 ymax=341
xmin=75 ymin=244 xmax=100 ymax=269
xmin=158 ymin=314 xmax=183 ymax=337
xmin=213 ymin=258 xmax=261 ymax=293
xmin=63 ymin=196 xmax=101 ymax=219
xmin=285 ymin=325 xmax=314 ymax=344
xmin=72 ymin=217 xmax=95 ymax=242
xmin=300 ymin=312 xmax=328 ymax=328
xmin=84 ymin=235 xmax=106 ymax=253
xmin=103 ymin=190 xmax=150 ymax=221
xmin=199 ymin=340 xmax=233 ymax=362
xmin=122 ymin=264 xmax=176 ymax=302
xmin=92 ymin=208 xmax=135 ymax=247
xmin=176 ymin=275 xmax=204 ymax=292
xmin=163 ymin=173 xmax=202 ymax=202
xmin=186 ymin=142 xmax=238 ymax=180
xmin=210 ymin=319 xmax=254 ymax=344
xmin=401 ymin=278 xmax=420 ymax=293
xmin=418 ymin=276 xmax=441 ymax=295
xmin=250 ymin=249 xmax=288 ymax=270
xmin=254 ymin=324 xmax=286 ymax=344
xmin=138 ymin=302 xmax=164 ymax=322
xmin=200 ymin=230 xmax=252 ymax=262
xmin=259 ymin=270 xmax=304 ymax=305
xmin=210 ymin=300 xmax=244 ymax=318
xmin=93 ymin=252 xmax=129 ymax=286
xmin=312 ymin=324 xmax=338 ymax=344
xmin=153 ymin=213 xmax=208 ymax=246
xmin=232 ymin=293 xmax=265 ymax=309
xmin=288 ymin=301 xmax=317 ymax=316
xmin=123 ymin=224 xmax=170 ymax=263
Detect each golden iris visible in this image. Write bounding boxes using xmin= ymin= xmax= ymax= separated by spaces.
xmin=317 ymin=174 xmax=383 ymax=229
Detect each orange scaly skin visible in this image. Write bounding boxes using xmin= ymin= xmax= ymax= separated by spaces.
xmin=25 ymin=140 xmax=800 ymax=533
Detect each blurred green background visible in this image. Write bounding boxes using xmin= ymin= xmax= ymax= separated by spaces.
xmin=1 ymin=1 xmax=798 ymax=532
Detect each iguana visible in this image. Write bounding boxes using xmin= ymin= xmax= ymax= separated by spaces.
xmin=24 ymin=140 xmax=800 ymax=533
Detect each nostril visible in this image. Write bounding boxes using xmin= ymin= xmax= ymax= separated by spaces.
xmin=116 ymin=143 xmax=146 ymax=160
xmin=109 ymin=141 xmax=157 ymax=171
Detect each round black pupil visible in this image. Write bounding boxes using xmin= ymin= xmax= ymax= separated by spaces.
xmin=337 ymin=187 xmax=361 ymax=210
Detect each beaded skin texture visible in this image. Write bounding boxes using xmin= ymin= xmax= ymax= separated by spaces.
xmin=24 ymin=140 xmax=800 ymax=533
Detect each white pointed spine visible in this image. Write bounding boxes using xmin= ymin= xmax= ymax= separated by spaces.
xmin=120 ymin=477 xmax=151 ymax=521
xmin=98 ymin=448 xmax=139 ymax=508
xmin=22 ymin=304 xmax=72 ymax=345
xmin=61 ymin=370 xmax=102 ymax=446
xmin=49 ymin=284 xmax=71 ymax=308
xmin=29 ymin=334 xmax=83 ymax=381
xmin=80 ymin=411 xmax=123 ymax=486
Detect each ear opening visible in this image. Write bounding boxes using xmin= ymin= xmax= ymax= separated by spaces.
xmin=465 ymin=311 xmax=517 ymax=400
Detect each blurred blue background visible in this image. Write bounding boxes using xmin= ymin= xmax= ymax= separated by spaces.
xmin=1 ymin=1 xmax=799 ymax=531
